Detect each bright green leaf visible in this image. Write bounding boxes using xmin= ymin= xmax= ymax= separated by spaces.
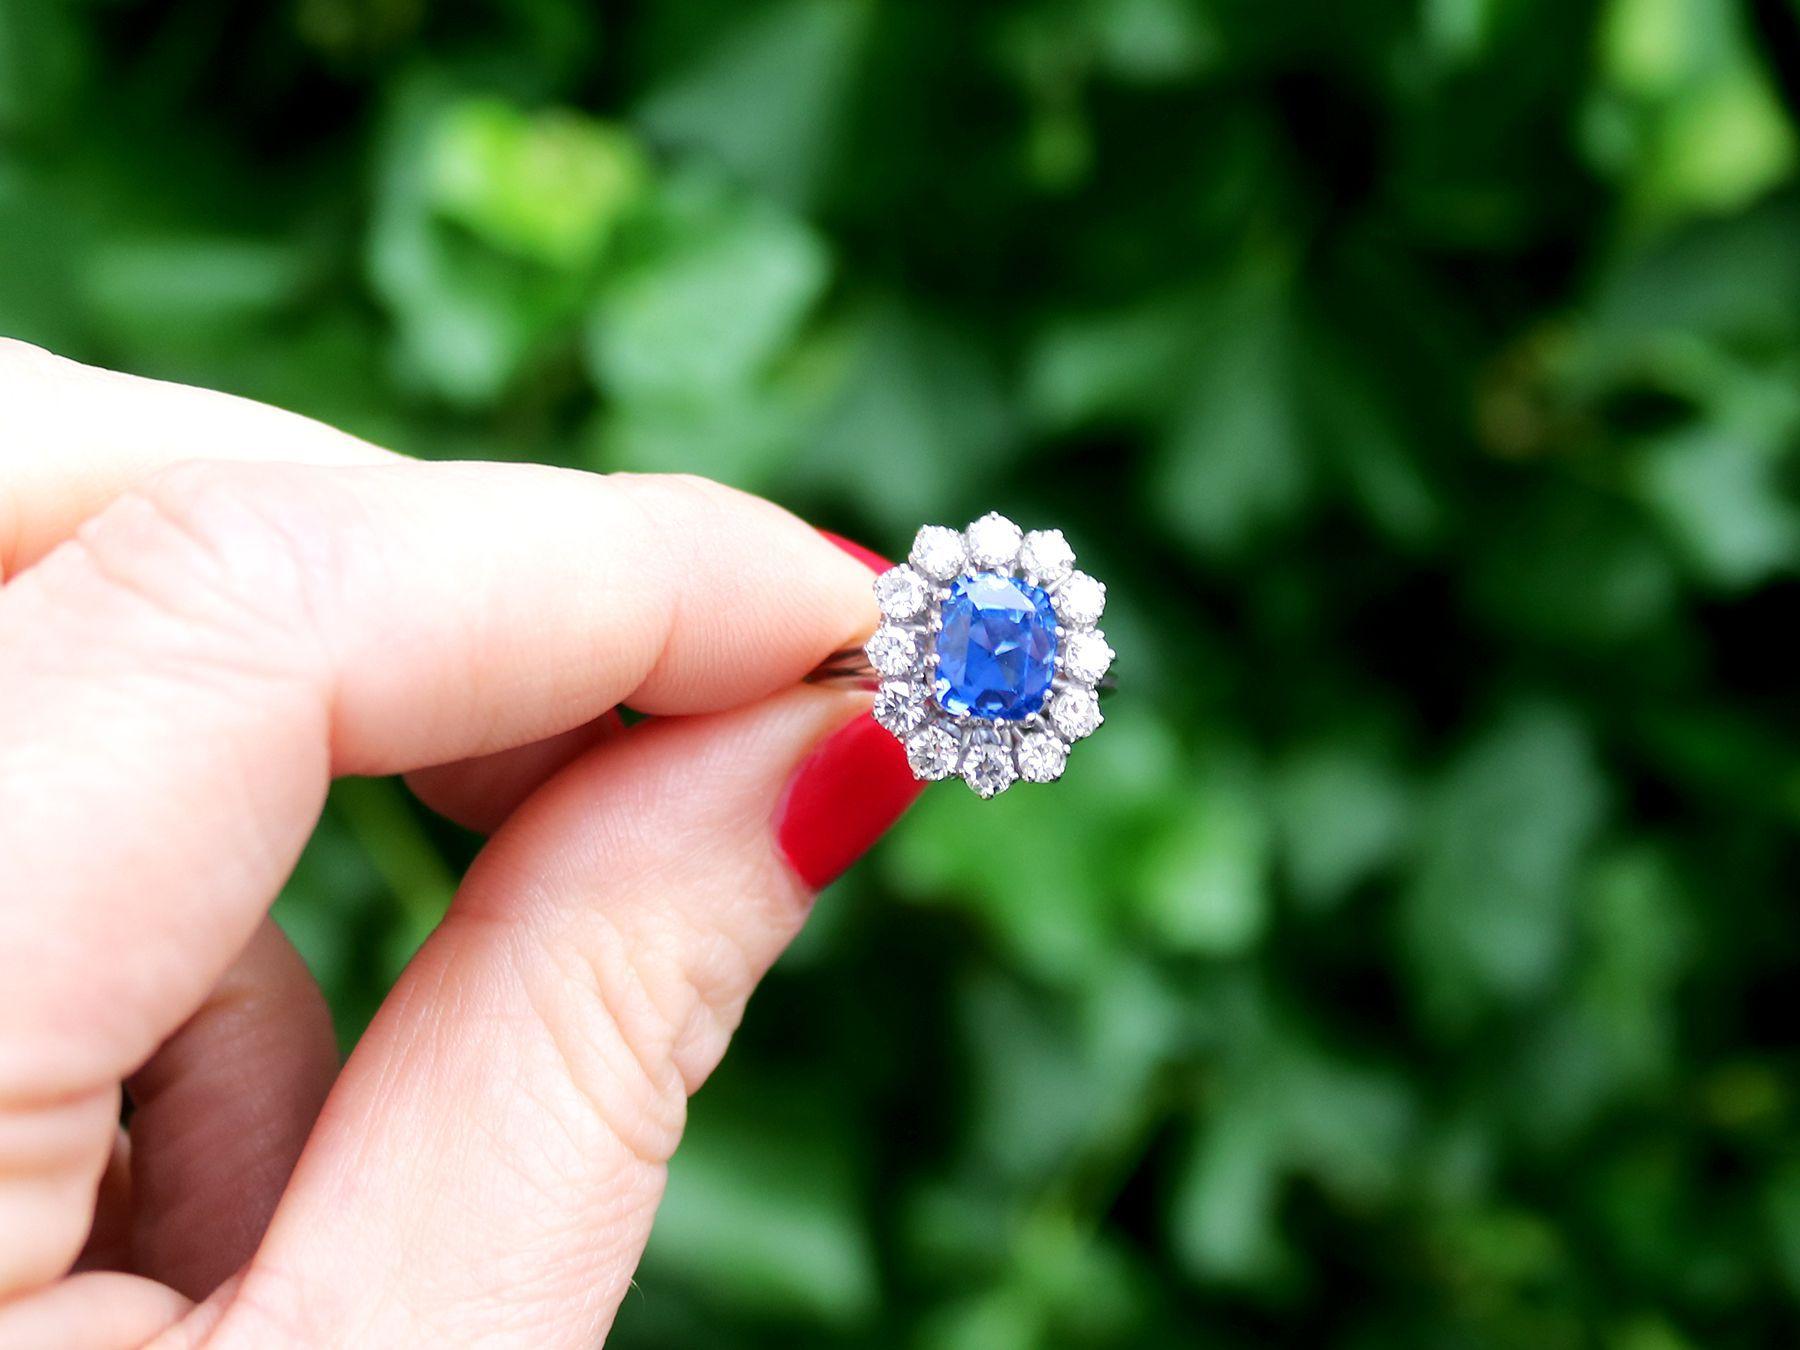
xmin=427 ymin=98 xmax=648 ymax=271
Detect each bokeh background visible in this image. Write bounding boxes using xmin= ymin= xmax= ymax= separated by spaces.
xmin=8 ymin=0 xmax=1800 ymax=1343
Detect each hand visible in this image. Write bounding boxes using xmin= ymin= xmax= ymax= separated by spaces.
xmin=0 ymin=340 xmax=921 ymax=1348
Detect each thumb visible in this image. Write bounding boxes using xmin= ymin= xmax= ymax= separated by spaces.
xmin=190 ymin=690 xmax=920 ymax=1347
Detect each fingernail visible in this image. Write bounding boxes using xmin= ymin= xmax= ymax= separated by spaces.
xmin=776 ymin=711 xmax=924 ymax=891
xmin=819 ymin=529 xmax=892 ymax=574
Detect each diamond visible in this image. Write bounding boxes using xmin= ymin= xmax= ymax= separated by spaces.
xmin=867 ymin=625 xmax=917 ymax=677
xmin=1054 ymin=571 xmax=1105 ymax=628
xmin=1019 ymin=529 xmax=1075 ymax=583
xmin=1061 ymin=630 xmax=1113 ymax=684
xmin=906 ymin=725 xmax=960 ymax=780
xmin=1016 ymin=732 xmax=1068 ymax=783
xmin=875 ymin=565 xmax=930 ymax=621
xmin=965 ymin=512 xmax=1022 ymax=570
xmin=1049 ymin=688 xmax=1102 ymax=740
xmin=873 ymin=681 xmax=925 ymax=734
xmin=962 ymin=741 xmax=1017 ymax=798
xmin=910 ymin=525 xmax=966 ymax=581
xmin=932 ymin=573 xmax=1059 ymax=720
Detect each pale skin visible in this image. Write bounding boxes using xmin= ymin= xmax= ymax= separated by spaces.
xmin=0 ymin=338 xmax=883 ymax=1347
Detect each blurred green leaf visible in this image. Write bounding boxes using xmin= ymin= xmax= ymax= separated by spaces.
xmin=1567 ymin=851 xmax=1690 ymax=1110
xmin=788 ymin=299 xmax=1015 ymax=529
xmin=634 ymin=0 xmax=873 ymax=207
xmin=1584 ymin=199 xmax=1800 ymax=352
xmin=645 ymin=1087 xmax=877 ymax=1326
xmin=1469 ymin=488 xmax=1679 ymax=646
xmin=1137 ymin=755 xmax=1271 ymax=956
xmin=1024 ymin=294 xmax=1198 ymax=432
xmin=1151 ymin=266 xmax=1312 ymax=554
xmin=1594 ymin=0 xmax=1795 ymax=220
xmin=1090 ymin=0 xmax=1218 ymax=84
xmin=1278 ymin=1048 xmax=1417 ymax=1205
xmin=914 ymin=1289 xmax=1042 ymax=1350
xmin=960 ymin=963 xmax=1176 ymax=1184
xmin=368 ymin=82 xmax=632 ymax=405
xmin=0 ymin=0 xmax=82 ymax=137
xmin=1634 ymin=425 xmax=1800 ymax=588
xmin=1170 ymin=1097 xmax=1288 ymax=1286
xmin=1648 ymin=70 xmax=1795 ymax=215
xmin=1404 ymin=704 xmax=1607 ymax=1029
xmin=1306 ymin=332 xmax=1444 ymax=547
xmin=1612 ymin=1316 xmax=1701 ymax=1350
xmin=964 ymin=974 xmax=1128 ymax=1183
xmin=1172 ymin=998 xmax=1417 ymax=1288
xmin=1602 ymin=0 xmax=1698 ymax=97
xmin=1764 ymin=1162 xmax=1800 ymax=1302
xmin=1273 ymin=740 xmax=1412 ymax=913
xmin=81 ymin=234 xmax=317 ymax=352
xmin=885 ymin=705 xmax=1179 ymax=983
xmin=0 ymin=168 xmax=89 ymax=351
xmin=1422 ymin=0 xmax=1504 ymax=65
xmin=428 ymin=98 xmax=648 ymax=270
xmin=585 ymin=169 xmax=829 ymax=404
xmin=1009 ymin=1214 xmax=1146 ymax=1341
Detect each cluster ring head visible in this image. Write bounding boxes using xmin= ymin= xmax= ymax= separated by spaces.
xmin=868 ymin=513 xmax=1112 ymax=797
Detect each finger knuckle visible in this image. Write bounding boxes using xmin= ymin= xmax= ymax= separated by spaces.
xmin=0 ymin=1088 xmax=119 ymax=1299
xmin=63 ymin=462 xmax=339 ymax=660
xmin=602 ymin=471 xmax=789 ymax=690
xmin=529 ymin=927 xmax=692 ymax=1170
xmin=516 ymin=904 xmax=761 ymax=1174
xmin=611 ymin=470 xmax=759 ymax=542
xmin=612 ymin=469 xmax=730 ymax=502
xmin=133 ymin=461 xmax=324 ymax=604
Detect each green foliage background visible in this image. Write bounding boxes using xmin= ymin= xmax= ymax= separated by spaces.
xmin=9 ymin=0 xmax=1800 ymax=1343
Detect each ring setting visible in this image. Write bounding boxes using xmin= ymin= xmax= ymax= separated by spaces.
xmin=865 ymin=513 xmax=1112 ymax=797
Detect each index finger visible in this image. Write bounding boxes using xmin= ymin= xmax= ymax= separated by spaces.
xmin=0 ymin=454 xmax=877 ymax=1295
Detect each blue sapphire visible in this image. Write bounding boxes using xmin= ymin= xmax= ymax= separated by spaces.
xmin=933 ymin=572 xmax=1059 ymax=719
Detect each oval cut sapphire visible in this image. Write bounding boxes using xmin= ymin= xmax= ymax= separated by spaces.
xmin=933 ymin=572 xmax=1059 ymax=719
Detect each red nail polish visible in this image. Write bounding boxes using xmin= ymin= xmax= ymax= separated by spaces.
xmin=776 ymin=712 xmax=924 ymax=891
xmin=819 ymin=529 xmax=892 ymax=575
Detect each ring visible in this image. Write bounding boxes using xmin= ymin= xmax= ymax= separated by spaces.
xmin=831 ymin=513 xmax=1113 ymax=797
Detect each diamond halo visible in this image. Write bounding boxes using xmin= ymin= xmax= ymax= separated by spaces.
xmin=867 ymin=513 xmax=1112 ymax=796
